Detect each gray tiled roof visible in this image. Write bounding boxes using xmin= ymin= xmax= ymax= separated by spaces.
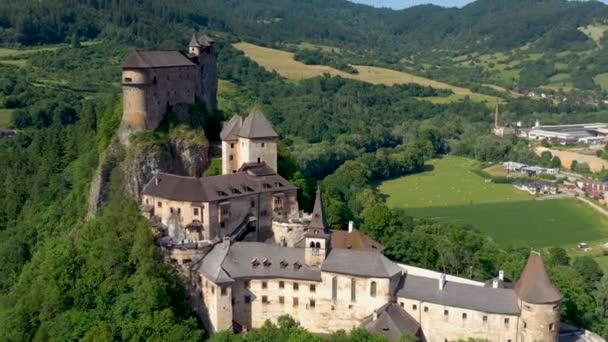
xmin=220 ymin=109 xmax=278 ymax=141
xmin=122 ymin=51 xmax=196 ymax=69
xmin=321 ymin=249 xmax=402 ymax=278
xmin=197 ymin=241 xmax=321 ymax=282
xmin=515 ymin=252 xmax=562 ymax=304
xmin=141 ymin=170 xmax=296 ymax=203
xmin=238 ymin=108 xmax=278 ymax=139
xmin=220 ymin=115 xmax=243 ymax=141
xmin=397 ymin=273 xmax=521 ymax=315
xmin=361 ymin=303 xmax=420 ymax=341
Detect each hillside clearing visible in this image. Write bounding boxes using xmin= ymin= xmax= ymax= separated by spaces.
xmin=0 ymin=109 xmax=13 ymax=128
xmin=234 ymin=42 xmax=498 ymax=104
xmin=579 ymin=24 xmax=608 ymax=45
xmin=379 ymin=156 xmax=608 ymax=247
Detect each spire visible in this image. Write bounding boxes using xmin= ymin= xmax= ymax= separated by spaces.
xmin=189 ymin=33 xmax=201 ymax=47
xmin=514 ymin=251 xmax=562 ymax=304
xmin=309 ymin=185 xmax=329 ymax=232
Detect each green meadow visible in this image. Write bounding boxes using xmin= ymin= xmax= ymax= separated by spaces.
xmin=379 ymin=156 xmax=608 ymax=247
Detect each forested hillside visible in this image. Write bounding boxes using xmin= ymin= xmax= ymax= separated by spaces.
xmin=2 ymin=0 xmax=608 ymax=340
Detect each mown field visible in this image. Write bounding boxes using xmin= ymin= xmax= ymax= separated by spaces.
xmin=379 ymin=156 xmax=608 ymax=247
xmin=233 ymin=42 xmax=498 ymax=104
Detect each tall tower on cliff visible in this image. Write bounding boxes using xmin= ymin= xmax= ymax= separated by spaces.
xmin=187 ymin=34 xmax=218 ymax=113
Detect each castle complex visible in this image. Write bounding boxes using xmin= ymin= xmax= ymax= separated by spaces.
xmin=125 ymin=36 xmax=564 ymax=342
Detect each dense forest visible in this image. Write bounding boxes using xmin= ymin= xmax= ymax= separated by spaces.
xmin=2 ymin=0 xmax=608 ymax=340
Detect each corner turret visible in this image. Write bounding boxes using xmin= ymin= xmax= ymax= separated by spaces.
xmin=515 ymin=251 xmax=562 ymax=342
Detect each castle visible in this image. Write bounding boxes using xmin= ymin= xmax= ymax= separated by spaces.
xmin=120 ymin=34 xmax=218 ymax=140
xmin=126 ymin=37 xmax=563 ymax=342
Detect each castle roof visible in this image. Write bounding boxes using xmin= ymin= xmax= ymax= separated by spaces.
xmin=239 ymin=108 xmax=278 ymax=139
xmin=321 ymin=248 xmax=402 ymax=278
xmin=122 ymin=50 xmax=196 ymax=69
xmin=397 ymin=273 xmax=521 ymax=315
xmin=189 ymin=34 xmax=214 ymax=48
xmin=330 ymin=229 xmax=384 ymax=252
xmin=196 ymin=241 xmax=321 ymax=283
xmin=307 ymin=185 xmax=329 ymax=233
xmin=514 ymin=252 xmax=562 ymax=304
xmin=141 ymin=169 xmax=296 ymax=203
xmin=219 ymin=115 xmax=243 ymax=141
xmin=360 ymin=303 xmax=420 ymax=341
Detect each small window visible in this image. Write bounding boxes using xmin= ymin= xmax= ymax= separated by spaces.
xmin=251 ymin=201 xmax=255 ymax=208
xmin=523 ymin=321 xmax=527 ymax=328
xmin=220 ymin=222 xmax=225 ymax=228
xmin=279 ymin=281 xmax=285 ymax=289
xmin=412 ymin=304 xmax=417 ymax=310
xmin=145 ymin=199 xmax=149 ymax=205
xmin=170 ymin=208 xmax=174 ymax=214
xmin=261 ymin=143 xmax=265 ymax=148
xmin=462 ymin=313 xmax=467 ymax=320
xmin=229 ymin=155 xmax=234 ymax=161
xmin=549 ymin=323 xmax=554 ymax=331
xmin=177 ymin=208 xmax=181 ymax=215
xmin=262 ymin=281 xmax=268 ymax=289
xmin=262 ymin=296 xmax=268 ymax=304
xmin=279 ymin=296 xmax=285 ymax=304
xmin=310 ymin=284 xmax=316 ymax=293
xmin=244 ymin=295 xmax=251 ymax=303
xmin=124 ymin=77 xmax=132 ymax=82
xmin=221 ymin=287 xmax=227 ymax=296
xmin=193 ymin=208 xmax=199 ymax=216
xmin=309 ymin=299 xmax=316 ymax=309
xmin=424 ymin=306 xmax=428 ymax=313
xmin=211 ymin=286 xmax=215 ymax=294
xmin=293 ymin=297 xmax=299 ymax=307
xmin=483 ymin=315 xmax=488 ymax=322
xmin=257 ymin=157 xmax=261 ymax=163
xmin=370 ymin=281 xmax=377 ymax=297
xmin=444 ymin=310 xmax=449 ymax=316
xmin=157 ymin=201 xmax=162 ymax=208
xmin=293 ymin=283 xmax=299 ymax=291
xmin=231 ymin=143 xmax=234 ymax=148
xmin=244 ymin=281 xmax=250 ymax=288
xmin=504 ymin=318 xmax=510 ymax=325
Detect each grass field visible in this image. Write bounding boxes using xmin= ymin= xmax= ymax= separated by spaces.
xmin=0 ymin=109 xmax=13 ymax=128
xmin=594 ymin=73 xmax=608 ymax=91
xmin=233 ymin=42 xmax=498 ymax=104
xmin=379 ymin=156 xmax=608 ymax=247
xmin=579 ymin=24 xmax=608 ymax=46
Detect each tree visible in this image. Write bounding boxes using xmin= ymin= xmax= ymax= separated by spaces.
xmin=573 ymin=256 xmax=604 ymax=291
xmin=547 ymin=247 xmax=570 ymax=267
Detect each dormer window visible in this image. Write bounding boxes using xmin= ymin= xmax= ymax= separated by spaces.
xmin=263 ymin=183 xmax=272 ymax=189
xmin=262 ymin=259 xmax=271 ymax=267
xmin=231 ymin=188 xmax=241 ymax=194
xmin=280 ymin=260 xmax=288 ymax=269
xmin=275 ymin=182 xmax=283 ymax=188
xmin=251 ymin=258 xmax=260 ymax=268
xmin=217 ymin=191 xmax=227 ymax=197
xmin=293 ymin=261 xmax=302 ymax=270
xmin=244 ymin=186 xmax=254 ymax=192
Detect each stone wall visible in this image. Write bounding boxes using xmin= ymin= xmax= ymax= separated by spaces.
xmin=239 ymin=138 xmax=277 ymax=173
xmin=222 ymin=140 xmax=240 ymax=175
xmin=518 ymin=300 xmax=560 ymax=342
xmin=396 ymin=297 xmax=519 ymax=342
xmin=271 ymin=219 xmax=308 ymax=246
xmin=197 ymin=46 xmax=218 ymax=113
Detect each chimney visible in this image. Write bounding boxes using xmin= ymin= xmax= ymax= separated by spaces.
xmin=499 ymin=270 xmax=504 ymax=281
xmin=155 ymin=176 xmax=160 ymax=186
xmin=223 ymin=236 xmax=231 ymax=246
xmin=492 ymin=279 xmax=499 ymax=289
xmin=495 ymin=100 xmax=500 ymax=129
xmin=348 ymin=221 xmax=354 ymax=233
xmin=438 ymin=273 xmax=446 ymax=291
xmin=372 ymin=310 xmax=379 ymax=321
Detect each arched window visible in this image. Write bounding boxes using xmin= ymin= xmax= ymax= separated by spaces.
xmin=315 ymin=242 xmax=321 ymax=249
xmin=332 ymin=277 xmax=338 ymax=300
xmin=309 ymin=241 xmax=315 ymax=248
xmin=370 ymin=281 xmax=377 ymax=297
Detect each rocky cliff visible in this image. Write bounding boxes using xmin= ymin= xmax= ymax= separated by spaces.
xmin=87 ymin=125 xmax=209 ymax=218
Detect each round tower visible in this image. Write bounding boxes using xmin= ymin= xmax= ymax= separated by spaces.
xmin=515 ymin=252 xmax=562 ymax=342
xmin=121 ymin=68 xmax=149 ymax=131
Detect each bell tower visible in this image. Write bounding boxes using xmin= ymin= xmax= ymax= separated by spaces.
xmin=305 ymin=185 xmax=330 ymax=267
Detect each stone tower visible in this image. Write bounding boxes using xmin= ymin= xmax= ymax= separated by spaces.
xmin=187 ymin=34 xmax=218 ymax=113
xmin=515 ymin=252 xmax=562 ymax=342
xmin=220 ymin=108 xmax=279 ymax=175
xmin=304 ymin=186 xmax=330 ymax=267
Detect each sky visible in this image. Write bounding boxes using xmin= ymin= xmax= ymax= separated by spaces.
xmin=351 ymin=0 xmax=608 ymax=10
